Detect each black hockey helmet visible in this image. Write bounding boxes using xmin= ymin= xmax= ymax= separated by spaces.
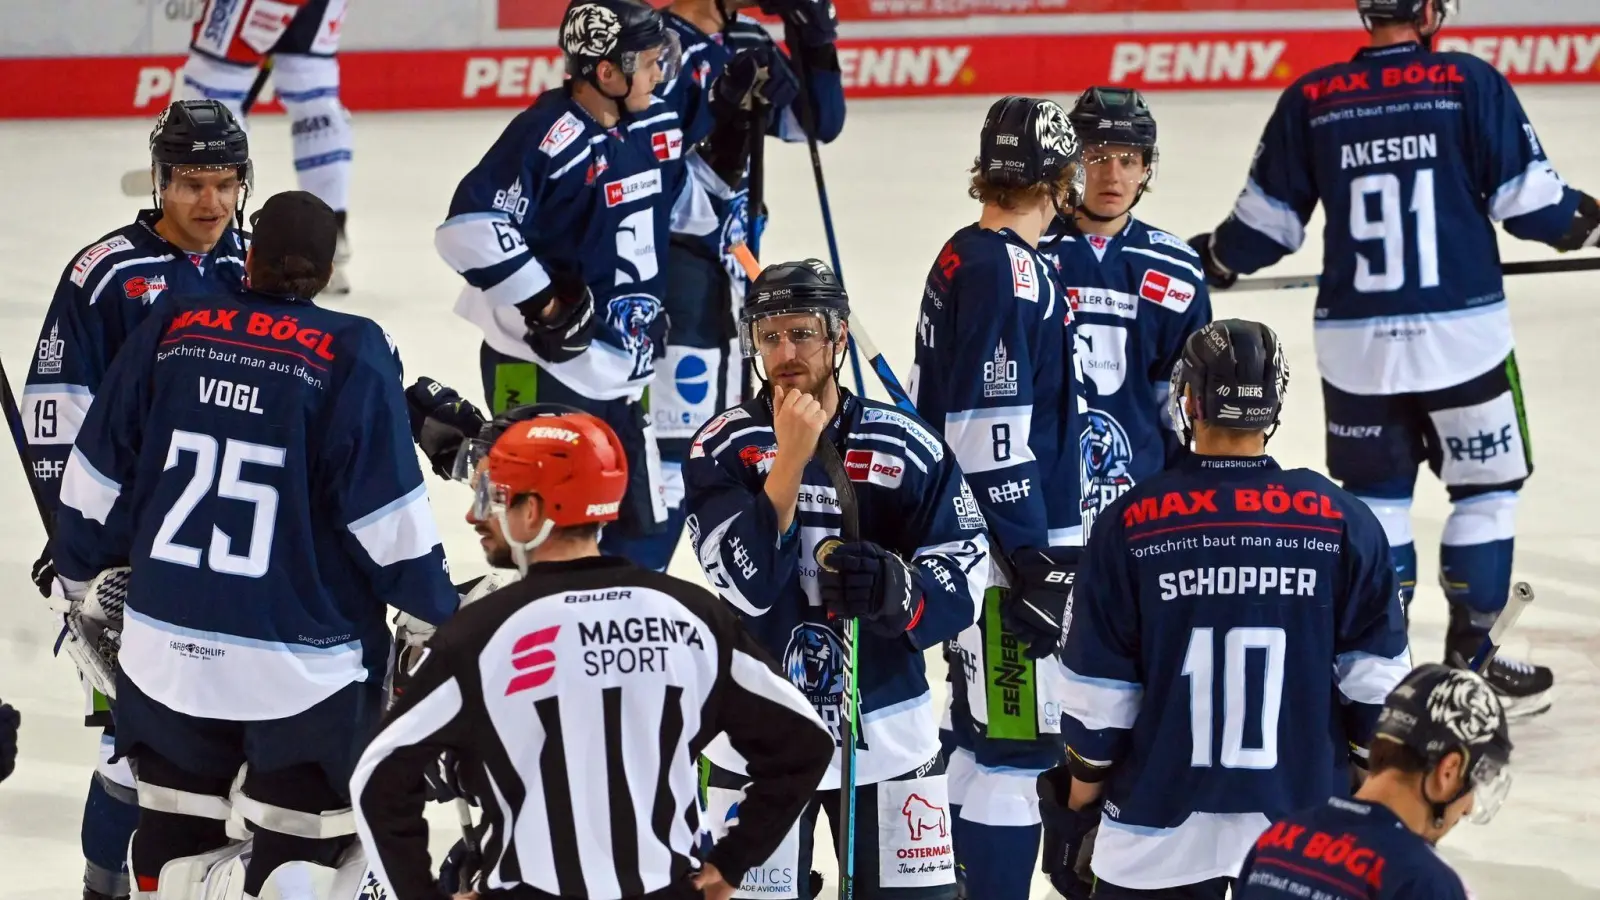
xmin=979 ymin=96 xmax=1084 ymax=198
xmin=148 ymin=99 xmax=253 ymax=218
xmin=1356 ymin=0 xmax=1456 ymax=36
xmin=1169 ymin=319 xmax=1289 ymax=439
xmin=561 ymin=0 xmax=681 ymax=99
xmin=740 ymin=258 xmax=850 ymax=370
xmin=1069 ymin=86 xmax=1159 ymax=219
xmin=1374 ymin=663 xmax=1513 ymax=826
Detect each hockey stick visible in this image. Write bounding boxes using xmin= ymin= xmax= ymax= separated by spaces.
xmin=782 ymin=24 xmax=867 ymax=399
xmin=812 ymin=437 xmax=862 ymax=900
xmin=1467 ymin=581 xmax=1534 ymax=673
xmin=120 ymin=57 xmax=275 ymax=197
xmin=1 ymin=355 xmax=53 ymax=538
xmin=452 ymin=797 xmax=482 ymax=895
xmin=748 ymin=103 xmax=769 ymax=259
xmin=1224 ymin=257 xmax=1600 ymax=293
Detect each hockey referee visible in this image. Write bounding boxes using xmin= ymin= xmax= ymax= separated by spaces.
xmin=351 ymin=410 xmax=833 ymax=900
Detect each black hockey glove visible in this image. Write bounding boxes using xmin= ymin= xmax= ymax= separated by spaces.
xmin=1037 ymin=766 xmax=1099 ymax=900
xmin=1002 ymin=546 xmax=1080 ymax=660
xmin=713 ymin=46 xmax=800 ymax=120
xmin=1188 ymin=232 xmax=1239 ymax=290
xmin=1553 ymin=191 xmax=1600 ymax=252
xmin=31 ymin=543 xmax=56 ymax=599
xmin=0 ymin=700 xmax=17 ymax=783
xmin=759 ymin=0 xmax=838 ymax=47
xmin=423 ymin=750 xmax=477 ymax=805
xmin=818 ymin=540 xmax=923 ymax=639
xmin=517 ymin=265 xmax=596 ymax=364
xmin=405 ymin=377 xmax=487 ymax=480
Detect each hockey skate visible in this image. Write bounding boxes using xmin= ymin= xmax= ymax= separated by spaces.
xmin=326 ymin=212 xmax=351 ymax=295
xmin=1446 ymin=604 xmax=1553 ymax=720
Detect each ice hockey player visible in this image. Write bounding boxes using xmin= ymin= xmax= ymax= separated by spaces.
xmin=1234 ymin=663 xmax=1512 ymax=900
xmin=438 ymin=0 xmax=716 ymax=560
xmin=621 ymin=0 xmax=848 ymax=571
xmin=0 ymin=699 xmax=16 ymax=784
xmin=907 ymin=95 xmax=1083 ymax=900
xmin=1039 ymin=319 xmax=1412 ymax=899
xmin=23 ymin=97 xmax=251 ymax=900
xmin=684 ymin=259 xmax=989 ymax=897
xmin=1188 ymin=0 xmax=1595 ymax=715
xmin=50 ymin=190 xmax=459 ymax=900
xmin=352 ymin=411 xmax=833 ymax=900
xmin=1040 ymin=86 xmax=1213 ymax=536
xmin=173 ymin=0 xmax=355 ymax=292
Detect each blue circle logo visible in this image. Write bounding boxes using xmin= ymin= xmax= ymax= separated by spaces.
xmin=676 ymin=354 xmax=710 ymax=405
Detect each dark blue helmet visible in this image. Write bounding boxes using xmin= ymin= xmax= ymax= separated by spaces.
xmin=1170 ymin=319 xmax=1289 ymax=435
xmin=739 ymin=258 xmax=850 ymax=368
xmin=1069 ymin=86 xmax=1158 ymax=160
xmin=147 ymin=99 xmax=253 ymax=216
xmin=1356 ymin=0 xmax=1456 ymax=27
xmin=561 ymin=0 xmax=681 ymax=92
xmin=979 ymin=96 xmax=1084 ymax=201
xmin=1374 ymin=663 xmax=1513 ymax=825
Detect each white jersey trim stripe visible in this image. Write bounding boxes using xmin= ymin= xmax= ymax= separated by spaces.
xmin=1060 ymin=666 xmax=1143 ymax=731
xmin=943 ymin=406 xmax=1035 ymax=475
xmin=1231 ymin=178 xmax=1306 ymax=253
xmin=1122 ymin=247 xmax=1206 ymax=283
xmin=61 ymin=446 xmax=121 ymax=524
xmin=1489 ymin=159 xmax=1567 ymax=222
xmin=348 ymin=483 xmax=444 ymax=567
xmin=1335 ymin=647 xmax=1412 ymax=705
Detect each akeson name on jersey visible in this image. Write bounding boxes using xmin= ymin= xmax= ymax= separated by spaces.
xmin=437 ymin=87 xmax=717 ymax=401
xmin=1213 ymin=42 xmax=1581 ymax=395
xmin=682 ymin=391 xmax=989 ymax=788
xmin=1040 ymin=217 xmax=1212 ymax=535
xmin=24 ymin=212 xmax=248 ymax=508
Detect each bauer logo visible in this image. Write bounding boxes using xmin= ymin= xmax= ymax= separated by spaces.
xmin=36 ymin=321 xmax=65 ymax=375
xmin=506 ymin=625 xmax=560 ymax=695
xmin=604 ymin=170 xmax=662 ymax=207
xmin=1138 ymin=269 xmax=1196 ymax=313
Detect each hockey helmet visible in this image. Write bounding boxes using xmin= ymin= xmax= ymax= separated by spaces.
xmin=148 ymin=99 xmax=253 ymax=215
xmin=978 ymin=96 xmax=1084 ymax=205
xmin=1070 ymin=86 xmax=1160 ymax=218
xmin=739 ymin=258 xmax=851 ymax=361
xmin=1169 ymin=318 xmax=1289 ymax=437
xmin=450 ymin=401 xmax=589 ymax=482
xmin=1356 ymin=0 xmax=1457 ymax=32
xmin=561 ymin=0 xmax=681 ymax=96
xmin=1374 ymin=663 xmax=1513 ymax=825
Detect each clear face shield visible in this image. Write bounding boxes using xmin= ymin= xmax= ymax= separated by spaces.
xmin=1466 ymin=752 xmax=1512 ymax=825
xmin=739 ymin=308 xmax=844 ymax=360
xmin=1083 ymin=145 xmax=1158 ymax=192
xmin=466 ymin=460 xmax=553 ymax=575
xmin=622 ymin=29 xmax=682 ymax=83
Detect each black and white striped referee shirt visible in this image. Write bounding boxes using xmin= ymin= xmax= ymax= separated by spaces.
xmin=351 ymin=555 xmax=833 ymax=900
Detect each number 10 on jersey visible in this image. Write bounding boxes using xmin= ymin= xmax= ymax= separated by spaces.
xmin=1182 ymin=626 xmax=1286 ymax=769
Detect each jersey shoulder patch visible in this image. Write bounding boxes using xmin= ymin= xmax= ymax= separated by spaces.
xmin=1137 ymin=268 xmax=1197 ymax=314
xmin=69 ymin=235 xmax=136 ymax=288
xmin=690 ymin=406 xmax=753 ymax=459
xmin=1004 ymin=243 xmax=1040 ymax=302
xmin=539 ymin=111 xmax=585 ymax=158
xmin=1146 ymin=228 xmax=1198 ymax=257
xmin=859 ymin=405 xmax=945 ymax=463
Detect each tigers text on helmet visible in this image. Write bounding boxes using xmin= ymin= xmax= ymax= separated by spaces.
xmin=475 ymin=412 xmax=629 ymax=573
xmin=148 ymin=99 xmax=253 ymax=222
xmin=1069 ymin=86 xmax=1159 ymax=219
xmin=561 ymin=0 xmax=682 ymax=100
xmin=1374 ymin=663 xmax=1513 ymax=826
xmin=740 ymin=258 xmax=852 ymax=383
xmin=1169 ymin=318 xmax=1289 ymax=443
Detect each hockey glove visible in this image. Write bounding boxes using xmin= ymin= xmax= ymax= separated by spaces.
xmin=32 ymin=543 xmax=59 ymax=605
xmin=405 ymin=377 xmax=488 ymax=479
xmin=0 ymin=700 xmax=16 ymax=783
xmin=1002 ymin=546 xmax=1080 ymax=659
xmin=424 ymin=750 xmax=476 ymax=805
xmin=1037 ymin=766 xmax=1099 ymax=900
xmin=818 ymin=540 xmax=924 ymax=639
xmin=759 ymin=0 xmax=838 ymax=47
xmin=517 ymin=265 xmax=596 ymax=364
xmin=1554 ymin=191 xmax=1600 ymax=252
xmin=712 ymin=46 xmax=800 ymax=119
xmin=1188 ymin=232 xmax=1239 ymax=290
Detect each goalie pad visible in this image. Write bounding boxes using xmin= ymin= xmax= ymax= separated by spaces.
xmin=134 ymin=840 xmax=373 ymax=900
xmin=58 ymin=567 xmax=131 ymax=700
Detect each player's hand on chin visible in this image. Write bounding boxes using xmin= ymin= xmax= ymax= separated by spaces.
xmin=691 ymin=862 xmax=736 ymax=900
xmin=772 ymin=384 xmax=828 ymax=457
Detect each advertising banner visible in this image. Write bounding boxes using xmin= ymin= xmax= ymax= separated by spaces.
xmin=4 ymin=24 xmax=1600 ymax=118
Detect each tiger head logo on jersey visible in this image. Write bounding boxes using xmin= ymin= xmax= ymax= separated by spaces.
xmin=562 ymin=4 xmax=621 ymax=58
xmin=605 ymin=294 xmax=663 ymax=379
xmin=1080 ymin=411 xmax=1134 ymax=535
xmin=783 ymin=623 xmax=847 ymax=743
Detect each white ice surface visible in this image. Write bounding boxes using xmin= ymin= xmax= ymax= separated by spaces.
xmin=2 ymin=87 xmax=1598 ymax=900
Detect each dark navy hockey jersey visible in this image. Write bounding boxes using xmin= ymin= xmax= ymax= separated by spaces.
xmin=910 ymin=225 xmax=1080 ymax=555
xmin=52 ymin=289 xmax=458 ymax=722
xmin=438 ymin=87 xmax=701 ymax=402
xmin=661 ymin=12 xmax=846 ymax=296
xmin=1236 ymin=797 xmax=1471 ymax=900
xmin=683 ymin=389 xmax=989 ymax=787
xmin=24 ymin=212 xmax=247 ymax=510
xmin=1213 ymin=41 xmax=1581 ymax=395
xmin=1060 ymin=454 xmax=1411 ymax=890
xmin=1039 ymin=217 xmax=1212 ymax=537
